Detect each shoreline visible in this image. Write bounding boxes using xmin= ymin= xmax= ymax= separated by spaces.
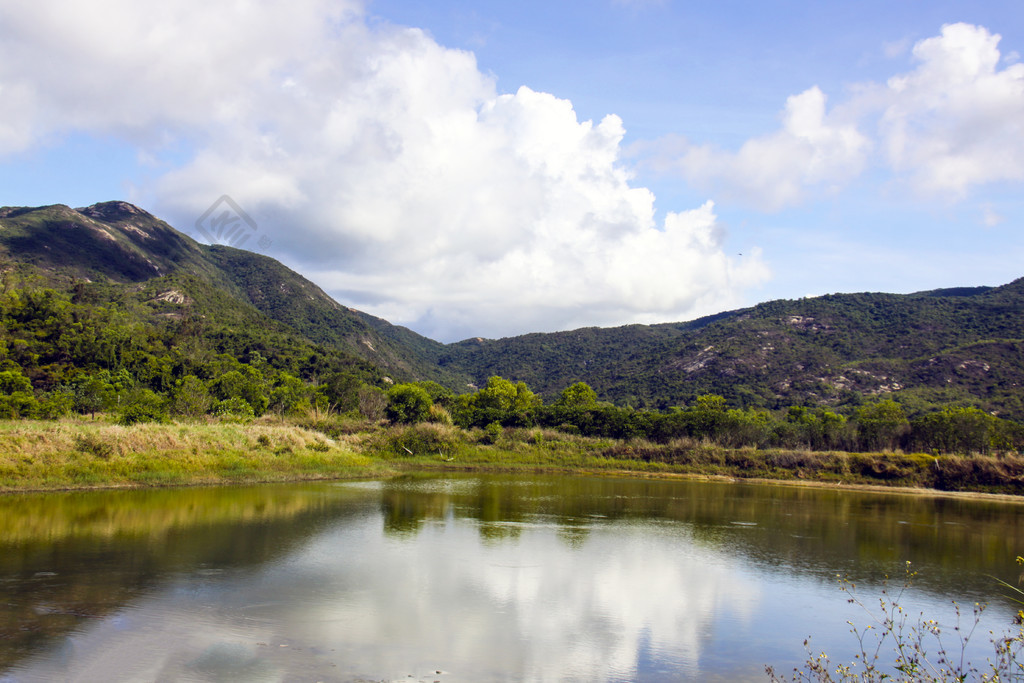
xmin=6 ymin=465 xmax=1023 ymax=506
xmin=1 ymin=418 xmax=1022 ymax=501
xmin=383 ymin=460 xmax=1024 ymax=504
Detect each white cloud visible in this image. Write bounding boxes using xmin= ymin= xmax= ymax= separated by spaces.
xmin=878 ymin=23 xmax=1024 ymax=197
xmin=645 ymin=22 xmax=1024 ymax=209
xmin=882 ymin=37 xmax=912 ymax=60
xmin=981 ymin=203 xmax=1005 ymax=227
xmin=0 ymin=0 xmax=767 ymax=341
xmin=658 ymin=87 xmax=871 ymax=211
xmin=0 ymin=0 xmax=361 ymax=150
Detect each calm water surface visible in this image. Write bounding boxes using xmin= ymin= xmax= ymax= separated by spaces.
xmin=1 ymin=475 xmax=1023 ymax=682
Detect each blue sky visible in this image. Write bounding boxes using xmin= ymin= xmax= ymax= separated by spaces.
xmin=1 ymin=0 xmax=1022 ymax=341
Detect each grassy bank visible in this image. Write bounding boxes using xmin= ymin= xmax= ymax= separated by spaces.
xmin=365 ymin=422 xmax=1024 ymax=496
xmin=0 ymin=419 xmax=392 ymax=491
xmin=1 ymin=418 xmax=1023 ymax=495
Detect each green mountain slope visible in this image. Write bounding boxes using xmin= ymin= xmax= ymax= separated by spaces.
xmin=2 ymin=200 xmax=1020 ymax=421
xmin=439 ymin=281 xmax=1024 ymax=418
xmin=0 ymin=202 xmax=213 ymax=282
xmin=0 ymin=202 xmax=462 ymax=386
xmin=201 ymin=246 xmax=464 ymax=385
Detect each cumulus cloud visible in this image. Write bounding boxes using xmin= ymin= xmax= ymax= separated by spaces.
xmin=0 ymin=0 xmax=766 ymax=341
xmin=645 ymin=22 xmax=1024 ymax=209
xmin=878 ymin=23 xmax=1024 ymax=197
xmin=0 ymin=0 xmax=361 ymax=151
xmin=662 ymin=87 xmax=870 ymax=211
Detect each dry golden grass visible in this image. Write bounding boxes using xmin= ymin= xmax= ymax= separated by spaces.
xmin=0 ymin=419 xmax=391 ymax=491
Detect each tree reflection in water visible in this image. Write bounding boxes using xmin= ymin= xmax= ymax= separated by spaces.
xmin=1 ymin=476 xmax=1022 ymax=681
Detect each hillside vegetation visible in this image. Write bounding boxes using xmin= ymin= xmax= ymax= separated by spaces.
xmin=440 ymin=282 xmax=1024 ymax=420
xmin=0 ymin=202 xmax=465 ymax=387
xmin=0 ymin=201 xmax=1023 ymax=491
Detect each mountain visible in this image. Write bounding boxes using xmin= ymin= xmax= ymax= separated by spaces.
xmin=439 ymin=280 xmax=1024 ymax=418
xmin=0 ymin=201 xmax=464 ymax=387
xmin=0 ymin=202 xmax=212 ymax=281
xmin=2 ymin=201 xmax=1022 ymax=420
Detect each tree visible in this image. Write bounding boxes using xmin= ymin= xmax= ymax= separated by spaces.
xmin=117 ymin=388 xmax=168 ymax=425
xmin=414 ymin=381 xmax=456 ymax=410
xmin=210 ymin=365 xmax=269 ymax=416
xmin=212 ymin=396 xmax=255 ymax=421
xmin=170 ymin=375 xmax=212 ymax=418
xmin=69 ymin=370 xmax=131 ymax=417
xmin=911 ymin=406 xmax=998 ymax=455
xmin=468 ymin=376 xmax=541 ymax=427
xmin=320 ymin=371 xmax=362 ymax=413
xmin=556 ymin=382 xmax=599 ymax=409
xmin=818 ymin=410 xmax=849 ymax=450
xmin=686 ymin=394 xmax=729 ymax=441
xmin=269 ymin=372 xmax=310 ymax=416
xmin=0 ymin=369 xmax=37 ymax=419
xmin=781 ymin=406 xmax=849 ymax=450
xmin=719 ymin=408 xmax=773 ymax=448
xmin=358 ymin=385 xmax=388 ymax=421
xmin=857 ymin=399 xmax=909 ymax=451
xmin=36 ymin=388 xmax=74 ymax=419
xmin=386 ymin=383 xmax=433 ymax=424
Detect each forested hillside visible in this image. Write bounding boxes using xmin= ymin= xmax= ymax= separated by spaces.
xmin=1 ymin=201 xmax=1022 ymax=427
xmin=0 ymin=202 xmax=461 ymax=383
xmin=439 ymin=281 xmax=1024 ymax=419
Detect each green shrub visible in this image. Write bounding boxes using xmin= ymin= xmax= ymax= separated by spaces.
xmin=36 ymin=389 xmax=75 ymax=419
xmin=170 ymin=375 xmax=212 ymax=418
xmin=385 ymin=384 xmax=433 ymax=424
xmin=212 ymin=397 xmax=255 ymax=422
xmin=118 ymin=389 xmax=168 ymax=425
xmin=480 ymin=421 xmax=503 ymax=445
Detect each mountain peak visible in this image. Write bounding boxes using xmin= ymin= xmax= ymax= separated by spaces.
xmin=0 ymin=201 xmax=190 ymax=282
xmin=77 ymin=201 xmax=150 ymax=222
xmin=0 ymin=204 xmax=72 ymax=219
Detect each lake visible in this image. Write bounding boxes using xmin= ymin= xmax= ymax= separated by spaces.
xmin=1 ymin=475 xmax=1022 ymax=682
